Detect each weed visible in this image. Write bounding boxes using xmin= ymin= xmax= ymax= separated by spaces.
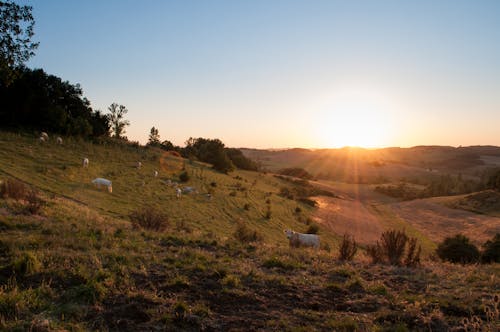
xmin=338 ymin=234 xmax=357 ymax=261
xmin=243 ymin=203 xmax=250 ymax=211
xmin=12 ymin=252 xmax=41 ymax=277
xmin=404 ymin=237 xmax=421 ymax=267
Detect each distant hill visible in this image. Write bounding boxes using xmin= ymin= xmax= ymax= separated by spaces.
xmin=242 ymin=145 xmax=500 ymax=184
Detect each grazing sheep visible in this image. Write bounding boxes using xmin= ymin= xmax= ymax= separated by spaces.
xmin=154 ymin=170 xmax=158 ymax=177
xmin=92 ymin=178 xmax=112 ymax=193
xmin=176 ymin=187 xmax=182 ymax=198
xmin=56 ymin=136 xmax=63 ymax=144
xmin=182 ymin=186 xmax=197 ymax=194
xmin=39 ymin=136 xmax=46 ymax=143
xmin=40 ymin=132 xmax=49 ymax=140
xmin=284 ymin=229 xmax=320 ymax=249
xmin=136 ymin=161 xmax=142 ymax=169
xmin=82 ymin=158 xmax=89 ymax=168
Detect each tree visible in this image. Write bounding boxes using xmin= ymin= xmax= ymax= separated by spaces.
xmin=148 ymin=126 xmax=160 ymax=146
xmin=107 ymin=103 xmax=130 ymax=139
xmin=0 ymin=1 xmax=39 ymax=86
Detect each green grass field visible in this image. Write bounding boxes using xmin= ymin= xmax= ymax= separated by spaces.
xmin=0 ymin=131 xmax=498 ymax=331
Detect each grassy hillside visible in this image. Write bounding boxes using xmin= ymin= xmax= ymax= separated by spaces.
xmin=0 ymin=131 xmax=499 ymax=331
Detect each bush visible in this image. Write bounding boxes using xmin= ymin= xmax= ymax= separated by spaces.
xmin=338 ymin=234 xmax=357 ymax=261
xmin=129 ymin=206 xmax=169 ymax=231
xmin=481 ymin=233 xmax=500 ymax=263
xmin=404 ymin=237 xmax=422 ymax=267
xmin=234 ymin=223 xmax=262 ymax=243
xmin=306 ymin=223 xmax=319 ymax=234
xmin=0 ymin=178 xmax=27 ymax=200
xmin=366 ymin=230 xmax=421 ymax=266
xmin=243 ymin=203 xmax=250 ymax=211
xmin=380 ymin=230 xmax=408 ymax=265
xmin=436 ymin=234 xmax=480 ymax=264
xmin=24 ymin=189 xmax=43 ymax=215
xmin=366 ymin=243 xmax=384 ymax=264
xmin=179 ymin=171 xmax=190 ymax=183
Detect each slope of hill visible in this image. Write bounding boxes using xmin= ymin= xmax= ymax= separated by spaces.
xmin=0 ymin=132 xmax=499 ymax=330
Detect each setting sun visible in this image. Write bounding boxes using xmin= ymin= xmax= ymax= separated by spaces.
xmin=314 ymin=91 xmax=394 ymax=148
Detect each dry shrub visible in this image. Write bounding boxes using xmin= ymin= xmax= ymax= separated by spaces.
xmin=367 ymin=230 xmax=421 ymax=266
xmin=234 ymin=222 xmax=262 ymax=243
xmin=366 ymin=243 xmax=384 ymax=264
xmin=24 ymin=189 xmax=44 ymax=215
xmin=0 ymin=178 xmax=27 ymax=200
xmin=405 ymin=237 xmax=422 ymax=267
xmin=338 ymin=234 xmax=357 ymax=261
xmin=381 ymin=230 xmax=408 ymax=265
xmin=129 ymin=206 xmax=169 ymax=231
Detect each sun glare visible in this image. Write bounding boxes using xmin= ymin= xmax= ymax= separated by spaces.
xmin=314 ymin=91 xmax=394 ymax=148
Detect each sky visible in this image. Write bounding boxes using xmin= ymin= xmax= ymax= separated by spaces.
xmin=23 ymin=0 xmax=500 ymax=149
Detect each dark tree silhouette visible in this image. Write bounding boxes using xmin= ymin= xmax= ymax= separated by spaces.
xmin=107 ymin=103 xmax=130 ymax=139
xmin=0 ymin=0 xmax=39 ymax=86
xmin=148 ymin=126 xmax=160 ymax=146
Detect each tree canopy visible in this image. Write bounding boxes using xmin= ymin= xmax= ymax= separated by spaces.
xmin=0 ymin=67 xmax=109 ymax=137
xmin=0 ymin=0 xmax=39 ymax=86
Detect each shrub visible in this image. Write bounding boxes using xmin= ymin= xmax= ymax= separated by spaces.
xmin=243 ymin=203 xmax=250 ymax=211
xmin=380 ymin=230 xmax=408 ymax=265
xmin=234 ymin=223 xmax=262 ymax=243
xmin=179 ymin=171 xmax=190 ymax=183
xmin=338 ymin=234 xmax=357 ymax=261
xmin=0 ymin=178 xmax=27 ymax=200
xmin=306 ymin=223 xmax=319 ymax=234
xmin=12 ymin=252 xmax=41 ymax=276
xmin=24 ymin=189 xmax=43 ymax=215
xmin=436 ymin=234 xmax=480 ymax=264
xmin=295 ymin=206 xmax=302 ymax=213
xmin=129 ymin=206 xmax=169 ymax=231
xmin=298 ymin=198 xmax=317 ymax=207
xmin=481 ymin=233 xmax=500 ymax=263
xmin=366 ymin=243 xmax=384 ymax=264
xmin=404 ymin=237 xmax=422 ymax=267
xmin=264 ymin=206 xmax=272 ymax=219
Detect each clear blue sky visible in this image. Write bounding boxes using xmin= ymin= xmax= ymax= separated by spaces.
xmin=24 ymin=0 xmax=500 ymax=148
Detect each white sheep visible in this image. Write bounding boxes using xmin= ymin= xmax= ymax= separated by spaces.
xmin=136 ymin=161 xmax=142 ymax=169
xmin=39 ymin=136 xmax=46 ymax=143
xmin=92 ymin=178 xmax=112 ymax=193
xmin=56 ymin=137 xmax=63 ymax=145
xmin=40 ymin=132 xmax=49 ymax=140
xmin=176 ymin=187 xmax=182 ymax=198
xmin=284 ymin=229 xmax=320 ymax=249
xmin=154 ymin=170 xmax=158 ymax=177
xmin=82 ymin=158 xmax=89 ymax=168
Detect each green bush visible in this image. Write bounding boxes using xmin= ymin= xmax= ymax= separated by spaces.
xmin=481 ymin=233 xmax=500 ymax=263
xmin=366 ymin=230 xmax=421 ymax=266
xmin=436 ymin=234 xmax=480 ymax=264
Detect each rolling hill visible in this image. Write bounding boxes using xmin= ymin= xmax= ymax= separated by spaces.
xmin=0 ymin=131 xmax=499 ymax=331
